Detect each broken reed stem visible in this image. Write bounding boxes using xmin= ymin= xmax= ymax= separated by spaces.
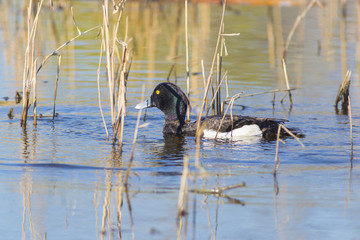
xmin=21 ymin=91 xmax=30 ymax=127
xmin=348 ymin=96 xmax=353 ymax=168
xmin=283 ymin=0 xmax=322 ymax=58
xmin=273 ymin=124 xmax=304 ymax=175
xmin=124 ymin=85 xmax=146 ymax=186
xmin=71 ymin=6 xmax=81 ymax=35
xmin=53 ymin=55 xmax=61 ymax=120
xmin=281 ymin=58 xmax=293 ymax=107
xmin=335 ymin=70 xmax=351 ymax=114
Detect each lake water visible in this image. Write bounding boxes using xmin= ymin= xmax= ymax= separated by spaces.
xmin=1 ymin=0 xmax=360 ymax=239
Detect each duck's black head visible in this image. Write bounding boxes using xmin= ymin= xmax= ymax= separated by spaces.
xmin=135 ymin=82 xmax=190 ymax=125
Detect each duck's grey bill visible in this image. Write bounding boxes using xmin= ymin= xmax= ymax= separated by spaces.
xmin=135 ymin=98 xmax=153 ymax=110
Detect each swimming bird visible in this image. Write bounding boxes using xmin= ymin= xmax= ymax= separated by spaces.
xmin=135 ymin=82 xmax=299 ymax=141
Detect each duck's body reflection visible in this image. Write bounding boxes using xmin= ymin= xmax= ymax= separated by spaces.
xmin=143 ymin=134 xmax=187 ymax=171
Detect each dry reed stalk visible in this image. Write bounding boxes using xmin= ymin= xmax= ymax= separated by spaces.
xmin=97 ymin=28 xmax=110 ymax=140
xmin=283 ymin=0 xmax=323 ymax=58
xmin=53 ymin=55 xmax=61 ymax=120
xmin=101 ymin=0 xmax=129 ymax=145
xmin=280 ymin=58 xmax=293 ymax=107
xmin=222 ymin=88 xmax=297 ymax=105
xmin=190 ymin=183 xmax=246 ymax=195
xmin=216 ymin=53 xmax=221 ymax=115
xmin=21 ymin=3 xmax=99 ymax=126
xmin=273 ymin=124 xmax=304 ymax=175
xmin=273 ymin=125 xmax=282 ymax=175
xmin=32 ymin=59 xmax=37 ymax=126
xmin=220 ymin=33 xmax=240 ymax=37
xmin=36 ymin=19 xmax=100 ymax=73
xmin=216 ymin=30 xmax=227 ymax=115
xmin=195 ymin=69 xmax=213 ymax=142
xmin=215 ymin=94 xmax=241 ymax=140
xmin=206 ymin=70 xmax=228 ymax=116
xmin=201 ymin=60 xmax=206 ymax=88
xmin=335 ymin=70 xmax=351 ymax=114
xmin=103 ymin=1 xmax=115 ymax=129
xmin=201 ymin=60 xmax=209 ymax=114
xmin=185 ymin=0 xmax=190 ymax=122
xmin=21 ymin=0 xmax=44 ymax=127
xmin=114 ymin=41 xmax=128 ymax=146
xmin=348 ymin=96 xmax=353 ymax=168
xmin=195 ymin=0 xmax=227 ymax=140
xmin=166 ymin=64 xmax=177 ymax=84
xmin=124 ymin=85 xmax=146 ymax=185
xmin=195 ymin=61 xmax=208 ymax=170
xmin=166 ymin=64 xmax=176 ymax=82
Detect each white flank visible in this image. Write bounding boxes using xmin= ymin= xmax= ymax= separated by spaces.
xmin=203 ymin=124 xmax=262 ymax=140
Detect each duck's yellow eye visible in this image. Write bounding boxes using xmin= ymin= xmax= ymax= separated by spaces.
xmin=156 ymin=90 xmax=160 ymax=95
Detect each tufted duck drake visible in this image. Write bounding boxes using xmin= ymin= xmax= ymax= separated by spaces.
xmin=135 ymin=82 xmax=299 ymax=141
